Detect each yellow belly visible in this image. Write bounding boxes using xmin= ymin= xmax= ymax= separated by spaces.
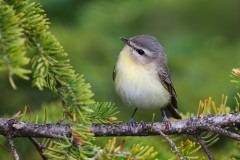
xmin=114 ymin=49 xmax=170 ymax=109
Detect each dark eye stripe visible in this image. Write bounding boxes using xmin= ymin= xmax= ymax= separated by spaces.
xmin=136 ymin=49 xmax=145 ymax=55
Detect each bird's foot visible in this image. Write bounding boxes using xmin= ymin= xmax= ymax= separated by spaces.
xmin=163 ymin=113 xmax=171 ymax=132
xmin=127 ymin=117 xmax=135 ymax=131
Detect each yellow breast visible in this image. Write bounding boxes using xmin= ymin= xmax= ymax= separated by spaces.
xmin=114 ymin=47 xmax=170 ymax=109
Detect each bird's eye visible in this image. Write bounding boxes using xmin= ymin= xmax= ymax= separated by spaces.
xmin=136 ymin=49 xmax=145 ymax=55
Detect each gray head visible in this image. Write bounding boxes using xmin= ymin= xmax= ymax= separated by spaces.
xmin=120 ymin=35 xmax=166 ymax=64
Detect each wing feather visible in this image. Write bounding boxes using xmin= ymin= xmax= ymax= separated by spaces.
xmin=157 ymin=66 xmax=178 ymax=109
xmin=113 ymin=65 xmax=116 ymax=81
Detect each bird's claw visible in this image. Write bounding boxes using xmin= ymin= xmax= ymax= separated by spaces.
xmin=127 ymin=117 xmax=135 ymax=131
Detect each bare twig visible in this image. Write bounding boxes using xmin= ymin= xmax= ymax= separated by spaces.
xmin=6 ymin=136 xmax=19 ymax=160
xmin=0 ymin=119 xmax=71 ymax=139
xmin=198 ymin=125 xmax=240 ymax=140
xmin=196 ymin=134 xmax=214 ymax=160
xmin=157 ymin=130 xmax=185 ymax=160
xmin=0 ymin=113 xmax=239 ymax=138
xmin=28 ymin=137 xmax=47 ymax=160
xmin=91 ymin=113 xmax=240 ymax=137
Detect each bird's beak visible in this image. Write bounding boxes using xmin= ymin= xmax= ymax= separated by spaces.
xmin=119 ymin=37 xmax=130 ymax=45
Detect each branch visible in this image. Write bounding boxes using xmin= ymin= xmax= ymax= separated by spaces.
xmin=6 ymin=136 xmax=19 ymax=160
xmin=28 ymin=137 xmax=47 ymax=160
xmin=91 ymin=113 xmax=240 ymax=138
xmin=195 ymin=134 xmax=214 ymax=160
xmin=0 ymin=113 xmax=239 ymax=159
xmin=157 ymin=130 xmax=185 ymax=160
xmin=0 ymin=113 xmax=239 ymax=138
xmin=0 ymin=119 xmax=71 ymax=139
xmin=198 ymin=124 xmax=240 ymax=140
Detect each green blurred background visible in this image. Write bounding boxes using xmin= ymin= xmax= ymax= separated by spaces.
xmin=1 ymin=0 xmax=240 ymax=159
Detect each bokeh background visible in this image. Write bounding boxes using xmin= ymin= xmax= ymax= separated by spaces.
xmin=1 ymin=0 xmax=240 ymax=159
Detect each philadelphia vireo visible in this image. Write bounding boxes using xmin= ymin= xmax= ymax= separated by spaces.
xmin=113 ymin=35 xmax=182 ymax=123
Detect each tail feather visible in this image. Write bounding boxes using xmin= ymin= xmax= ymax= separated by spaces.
xmin=161 ymin=105 xmax=182 ymax=120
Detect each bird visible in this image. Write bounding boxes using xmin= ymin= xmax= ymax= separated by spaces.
xmin=113 ymin=35 xmax=182 ymax=124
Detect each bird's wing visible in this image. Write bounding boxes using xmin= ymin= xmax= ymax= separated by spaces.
xmin=113 ymin=65 xmax=116 ymax=81
xmin=157 ymin=66 xmax=177 ymax=109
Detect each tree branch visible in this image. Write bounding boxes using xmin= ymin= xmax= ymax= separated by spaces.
xmin=157 ymin=130 xmax=185 ymax=160
xmin=0 ymin=113 xmax=239 ymax=138
xmin=6 ymin=136 xmax=19 ymax=160
xmin=0 ymin=113 xmax=239 ymax=159
xmin=28 ymin=137 xmax=47 ymax=160
xmin=198 ymin=124 xmax=240 ymax=140
xmin=195 ymin=134 xmax=214 ymax=160
xmin=0 ymin=119 xmax=71 ymax=139
xmin=91 ymin=113 xmax=240 ymax=138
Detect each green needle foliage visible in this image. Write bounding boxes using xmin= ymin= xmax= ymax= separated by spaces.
xmin=93 ymin=137 xmax=158 ymax=160
xmin=0 ymin=0 xmax=158 ymax=159
xmin=88 ymin=102 xmax=119 ymax=124
xmin=0 ymin=1 xmax=31 ymax=89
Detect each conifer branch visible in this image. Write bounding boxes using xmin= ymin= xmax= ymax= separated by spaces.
xmin=6 ymin=136 xmax=19 ymax=160
xmin=157 ymin=130 xmax=185 ymax=160
xmin=0 ymin=119 xmax=71 ymax=139
xmin=198 ymin=125 xmax=240 ymax=140
xmin=0 ymin=113 xmax=239 ymax=138
xmin=91 ymin=113 xmax=240 ymax=138
xmin=196 ymin=134 xmax=214 ymax=160
xmin=28 ymin=137 xmax=47 ymax=160
xmin=0 ymin=113 xmax=239 ymax=159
